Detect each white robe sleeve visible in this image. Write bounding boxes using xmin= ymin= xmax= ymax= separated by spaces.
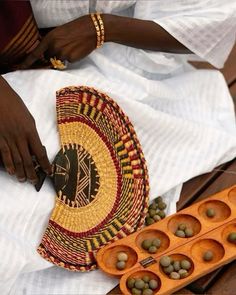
xmin=134 ymin=0 xmax=236 ymax=68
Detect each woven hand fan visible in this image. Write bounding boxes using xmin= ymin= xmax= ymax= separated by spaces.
xmin=37 ymin=86 xmax=149 ymax=271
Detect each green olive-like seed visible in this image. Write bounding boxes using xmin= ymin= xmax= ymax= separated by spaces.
xmin=149 ymin=279 xmax=158 ymax=290
xmin=157 ymin=202 xmax=167 ymax=210
xmin=203 ymin=250 xmax=214 ymax=261
xmin=142 ymin=239 xmax=153 ymax=250
xmin=134 ymin=279 xmax=145 ymax=290
xmin=146 ymin=217 xmax=155 ymax=226
xmin=173 ymin=261 xmax=181 ymax=271
xmin=227 ymin=232 xmax=236 ymax=244
xmin=157 ymin=210 xmax=166 ymax=219
xmin=131 ymin=288 xmax=142 ymax=295
xmin=116 ymin=261 xmax=126 ymax=270
xmin=148 ymin=245 xmax=157 ymax=254
xmin=149 ymin=209 xmax=156 ymax=218
xmin=175 ymin=230 xmax=186 ymax=238
xmin=160 ymin=256 xmax=171 ymax=267
xmin=117 ymin=252 xmax=128 ymax=262
xmin=142 ymin=275 xmax=150 ymax=283
xmin=149 ymin=203 xmax=157 ymax=210
xmin=206 ymin=208 xmax=215 ymax=218
xmin=180 ymin=259 xmax=191 ymax=270
xmin=178 ymin=223 xmax=187 ymax=231
xmin=153 ymin=214 xmax=161 ymax=221
xmin=163 ymin=264 xmax=174 ymax=274
xmin=152 ymin=238 xmax=161 ymax=248
xmin=127 ymin=278 xmax=136 ymax=289
xmin=144 ymin=283 xmax=149 ymax=289
xmin=170 ymin=272 xmax=180 ymax=280
xmin=143 ymin=289 xmax=153 ymax=295
xmin=178 ymin=269 xmax=189 ymax=278
xmin=155 ymin=196 xmax=163 ymax=203
xmin=185 ymin=228 xmax=194 ymax=237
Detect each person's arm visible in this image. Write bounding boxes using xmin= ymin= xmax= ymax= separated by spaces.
xmin=0 ymin=76 xmax=51 ymax=183
xmin=19 ymin=14 xmax=190 ymax=69
xmin=103 ymin=14 xmax=190 ymax=53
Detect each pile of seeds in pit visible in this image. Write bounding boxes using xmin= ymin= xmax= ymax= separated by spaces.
xmin=141 ymin=238 xmax=161 ymax=254
xmin=127 ymin=275 xmax=159 ymax=295
xmin=175 ymin=223 xmax=194 ymax=238
xmin=227 ymin=232 xmax=236 ymax=244
xmin=159 ymin=255 xmax=192 ymax=280
xmin=145 ymin=197 xmax=167 ymax=226
xmin=116 ymin=252 xmax=128 ymax=270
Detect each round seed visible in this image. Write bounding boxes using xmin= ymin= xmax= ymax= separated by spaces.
xmin=131 ymin=288 xmax=142 ymax=295
xmin=116 ymin=261 xmax=126 ymax=270
xmin=173 ymin=261 xmax=181 ymax=271
xmin=142 ymin=275 xmax=150 ymax=283
xmin=149 ymin=279 xmax=158 ymax=290
xmin=170 ymin=272 xmax=180 ymax=280
xmin=152 ymin=238 xmax=161 ymax=248
xmin=163 ymin=264 xmax=174 ymax=274
xmin=157 ymin=210 xmax=166 ymax=219
xmin=179 ymin=269 xmax=189 ymax=278
xmin=185 ymin=228 xmax=194 ymax=237
xmin=135 ymin=279 xmax=145 ymax=290
xmin=143 ymin=289 xmax=153 ymax=295
xmin=180 ymin=259 xmax=191 ymax=270
xmin=157 ymin=202 xmax=167 ymax=210
xmin=148 ymin=246 xmax=157 ymax=254
xmin=155 ymin=196 xmax=163 ymax=203
xmin=117 ymin=252 xmax=128 ymax=262
xmin=203 ymin=250 xmax=214 ymax=261
xmin=160 ymin=256 xmax=171 ymax=267
xmin=153 ymin=214 xmax=161 ymax=221
xmin=142 ymin=239 xmax=153 ymax=250
xmin=149 ymin=203 xmax=157 ymax=210
xmin=178 ymin=223 xmax=186 ymax=231
xmin=146 ymin=213 xmax=150 ymax=218
xmin=149 ymin=209 xmax=156 ymax=218
xmin=127 ymin=278 xmax=135 ymax=289
xmin=206 ymin=208 xmax=215 ymax=218
xmin=227 ymin=232 xmax=236 ymax=244
xmin=175 ymin=230 xmax=186 ymax=238
xmin=146 ymin=217 xmax=155 ymax=226
xmin=144 ymin=283 xmax=149 ymax=289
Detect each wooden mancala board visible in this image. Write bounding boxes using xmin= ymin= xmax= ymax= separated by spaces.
xmin=97 ymin=185 xmax=236 ymax=295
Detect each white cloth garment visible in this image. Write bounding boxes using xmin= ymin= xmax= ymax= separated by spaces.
xmin=1 ymin=0 xmax=236 ymax=294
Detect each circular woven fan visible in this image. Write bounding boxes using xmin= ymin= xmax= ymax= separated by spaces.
xmin=37 ymin=86 xmax=149 ymax=271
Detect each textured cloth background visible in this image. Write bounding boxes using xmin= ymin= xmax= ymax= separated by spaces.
xmin=1 ymin=0 xmax=236 ymax=294
xmin=3 ymin=66 xmax=236 ymax=295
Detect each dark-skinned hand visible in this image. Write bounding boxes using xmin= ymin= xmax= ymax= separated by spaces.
xmin=0 ymin=76 xmax=52 ymax=184
xmin=20 ymin=15 xmax=97 ymax=69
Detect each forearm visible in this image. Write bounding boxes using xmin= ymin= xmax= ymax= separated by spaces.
xmin=103 ymin=14 xmax=191 ymax=54
xmin=0 ymin=75 xmax=10 ymax=90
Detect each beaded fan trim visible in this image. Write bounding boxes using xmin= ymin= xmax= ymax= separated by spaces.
xmin=37 ymin=86 xmax=149 ymax=271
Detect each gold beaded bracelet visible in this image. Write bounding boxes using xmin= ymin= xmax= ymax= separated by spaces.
xmin=96 ymin=13 xmax=105 ymax=45
xmin=90 ymin=13 xmax=105 ymax=48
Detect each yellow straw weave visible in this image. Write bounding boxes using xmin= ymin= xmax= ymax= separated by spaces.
xmin=37 ymin=86 xmax=149 ymax=271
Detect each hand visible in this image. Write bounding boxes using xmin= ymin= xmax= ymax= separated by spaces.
xmin=20 ymin=15 xmax=96 ymax=69
xmin=0 ymin=77 xmax=52 ymax=184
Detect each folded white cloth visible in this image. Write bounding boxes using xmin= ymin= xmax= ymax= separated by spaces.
xmin=2 ymin=63 xmax=236 ymax=295
xmin=1 ymin=1 xmax=236 ymax=294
